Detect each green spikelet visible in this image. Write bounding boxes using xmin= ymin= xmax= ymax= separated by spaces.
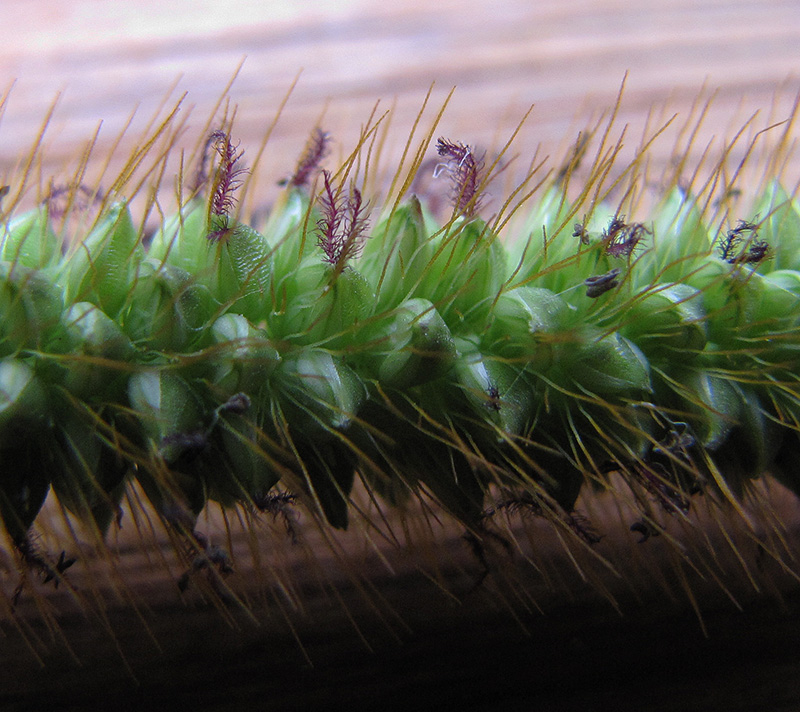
xmin=61 ymin=200 xmax=142 ymax=318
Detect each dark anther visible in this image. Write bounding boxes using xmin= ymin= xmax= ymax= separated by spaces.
xmin=573 ymin=222 xmax=590 ymax=244
xmin=12 ymin=537 xmax=78 ymax=605
xmin=585 ymin=268 xmax=621 ymax=297
xmin=41 ymin=551 xmax=77 ymax=587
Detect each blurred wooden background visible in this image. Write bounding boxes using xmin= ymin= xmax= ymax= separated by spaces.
xmin=2 ymin=0 xmax=800 ymax=200
xmin=3 ymin=2 xmax=800 ymax=710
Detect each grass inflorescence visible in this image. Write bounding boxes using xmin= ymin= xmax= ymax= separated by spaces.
xmin=2 ymin=82 xmax=800 ymax=655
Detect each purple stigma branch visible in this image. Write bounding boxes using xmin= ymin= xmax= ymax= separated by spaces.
xmin=207 ymin=129 xmax=248 ymax=242
xmin=315 ymin=170 xmax=370 ymax=271
xmin=45 ymin=182 xmax=104 ymax=221
xmin=435 ymin=137 xmax=485 ymax=218
xmin=602 ymin=216 xmax=649 ymax=258
xmin=288 ymin=128 xmax=331 ymax=189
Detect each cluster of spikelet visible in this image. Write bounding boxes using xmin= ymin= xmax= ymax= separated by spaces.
xmin=2 ymin=95 xmax=800 ymax=609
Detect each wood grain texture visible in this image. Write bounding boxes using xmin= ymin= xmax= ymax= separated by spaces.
xmin=2 ymin=0 xmax=800 ymax=190
xmin=2 ymin=2 xmax=800 ymax=710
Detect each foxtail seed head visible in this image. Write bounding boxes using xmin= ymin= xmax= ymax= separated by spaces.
xmin=1 ymin=88 xmax=800 ymax=640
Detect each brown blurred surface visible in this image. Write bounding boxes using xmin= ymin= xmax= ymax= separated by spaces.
xmin=3 ymin=2 xmax=800 ymax=710
xmin=2 ymin=0 xmax=800 ymax=194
